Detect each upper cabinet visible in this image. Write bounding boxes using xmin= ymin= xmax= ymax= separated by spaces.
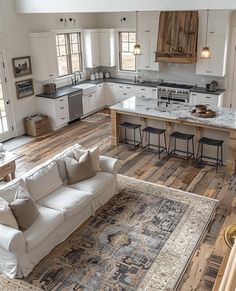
xmin=137 ymin=12 xmax=160 ymax=71
xmin=30 ymin=32 xmax=59 ymax=81
xmin=156 ymin=11 xmax=198 ymax=64
xmin=196 ymin=10 xmax=230 ymax=77
xmin=83 ymin=29 xmax=116 ymax=69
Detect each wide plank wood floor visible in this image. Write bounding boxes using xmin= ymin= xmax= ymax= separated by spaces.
xmin=10 ymin=111 xmax=236 ymax=290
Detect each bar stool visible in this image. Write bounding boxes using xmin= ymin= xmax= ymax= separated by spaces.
xmin=118 ymin=122 xmax=142 ymax=148
xmin=196 ymin=137 xmax=224 ymax=170
xmin=168 ymin=131 xmax=195 ymax=165
xmin=142 ymin=126 xmax=167 ymax=159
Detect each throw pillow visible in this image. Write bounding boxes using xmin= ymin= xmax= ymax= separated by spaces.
xmin=65 ymin=151 xmax=95 ymax=185
xmin=56 ymin=150 xmax=75 ymax=181
xmin=25 ymin=161 xmax=63 ymax=201
xmin=10 ymin=186 xmax=39 ymax=231
xmin=0 ymin=197 xmax=19 ymax=229
xmin=74 ymin=146 xmax=101 ymax=172
xmin=0 ymin=179 xmax=29 ymax=203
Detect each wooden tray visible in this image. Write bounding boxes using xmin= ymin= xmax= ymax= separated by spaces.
xmin=191 ymin=109 xmax=216 ymax=118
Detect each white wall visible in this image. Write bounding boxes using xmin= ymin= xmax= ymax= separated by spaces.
xmin=15 ymin=0 xmax=236 ymax=13
xmin=0 ymin=0 xmax=97 ymax=135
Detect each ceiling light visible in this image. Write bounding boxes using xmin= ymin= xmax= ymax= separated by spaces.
xmin=133 ymin=11 xmax=142 ymax=55
xmin=201 ymin=9 xmax=211 ymax=59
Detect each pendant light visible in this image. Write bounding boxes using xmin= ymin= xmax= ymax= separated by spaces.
xmin=201 ymin=9 xmax=211 ymax=59
xmin=133 ymin=11 xmax=142 ymax=55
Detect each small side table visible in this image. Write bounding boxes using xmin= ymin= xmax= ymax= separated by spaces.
xmin=0 ymin=151 xmax=20 ymax=181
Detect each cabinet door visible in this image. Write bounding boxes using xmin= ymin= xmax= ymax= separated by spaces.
xmin=96 ymin=83 xmax=106 ymax=108
xmin=99 ymin=31 xmax=115 ymax=67
xmin=106 ymin=83 xmax=118 ymax=105
xmin=91 ymin=32 xmax=100 ymax=68
xmin=189 ymin=92 xmax=200 ymax=105
xmin=84 ymin=31 xmax=100 ymax=68
xmin=82 ymin=95 xmax=90 ymax=115
xmin=88 ymin=92 xmax=96 ymax=112
xmin=198 ymin=94 xmax=219 ymax=107
xmin=30 ymin=34 xmax=58 ymax=81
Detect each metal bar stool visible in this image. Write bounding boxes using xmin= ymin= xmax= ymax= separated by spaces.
xmin=168 ymin=131 xmax=195 ymax=165
xmin=118 ymin=122 xmax=142 ymax=148
xmin=142 ymin=126 xmax=167 ymax=159
xmin=196 ymin=137 xmax=224 ymax=170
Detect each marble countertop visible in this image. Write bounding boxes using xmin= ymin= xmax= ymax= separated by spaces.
xmin=110 ymin=96 xmax=236 ymax=131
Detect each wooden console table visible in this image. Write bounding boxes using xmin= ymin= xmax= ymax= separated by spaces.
xmin=0 ymin=151 xmax=20 ymax=181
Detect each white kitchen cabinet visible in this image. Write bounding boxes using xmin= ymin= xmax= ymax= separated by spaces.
xmin=36 ymin=95 xmax=69 ymax=130
xmin=196 ymin=11 xmax=230 ymax=77
xmin=105 ymin=83 xmax=119 ymax=105
xmin=82 ymin=90 xmax=98 ymax=116
xmin=83 ymin=30 xmax=100 ymax=68
xmin=118 ymin=84 xmax=137 ymax=101
xmin=82 ymin=95 xmax=90 ymax=115
xmin=96 ymin=83 xmax=106 ymax=109
xmin=30 ymin=32 xmax=59 ymax=81
xmin=189 ymin=92 xmax=224 ymax=107
xmin=137 ymin=12 xmax=160 ymax=71
xmin=99 ymin=30 xmax=116 ymax=67
xmin=137 ymin=86 xmax=157 ymax=99
xmin=83 ymin=29 xmax=116 ymax=69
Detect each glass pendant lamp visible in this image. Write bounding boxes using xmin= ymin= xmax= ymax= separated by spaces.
xmin=133 ymin=11 xmax=142 ymax=55
xmin=201 ymin=9 xmax=211 ymax=59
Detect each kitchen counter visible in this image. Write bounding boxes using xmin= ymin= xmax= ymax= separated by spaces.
xmin=110 ymin=96 xmax=236 ymax=173
xmin=36 ymin=78 xmax=224 ymax=99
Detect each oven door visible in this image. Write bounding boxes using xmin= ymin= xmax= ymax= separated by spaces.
xmin=160 ymin=96 xmax=189 ymax=103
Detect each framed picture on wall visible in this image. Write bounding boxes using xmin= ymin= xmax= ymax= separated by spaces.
xmin=15 ymin=78 xmax=34 ymax=99
xmin=12 ymin=56 xmax=32 ymax=78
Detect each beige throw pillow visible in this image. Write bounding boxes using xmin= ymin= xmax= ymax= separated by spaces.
xmin=65 ymin=151 xmax=95 ymax=185
xmin=0 ymin=197 xmax=19 ymax=229
xmin=10 ymin=186 xmax=39 ymax=231
xmin=74 ymin=146 xmax=101 ymax=172
xmin=25 ymin=161 xmax=63 ymax=201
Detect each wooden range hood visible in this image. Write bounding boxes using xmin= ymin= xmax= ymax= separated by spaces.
xmin=155 ymin=11 xmax=198 ymax=64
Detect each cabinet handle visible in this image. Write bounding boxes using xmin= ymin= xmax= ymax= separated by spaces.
xmin=191 ymin=94 xmax=196 ymax=96
xmin=152 ymin=89 xmax=157 ymax=91
xmin=141 ymin=89 xmax=146 ymax=91
xmin=123 ymin=93 xmax=127 ymax=95
xmin=49 ymin=74 xmax=53 ymax=77
xmin=145 ymin=66 xmax=150 ymax=68
xmin=59 ymin=99 xmax=64 ymax=102
xmin=119 ymin=86 xmax=123 ymax=88
xmin=205 ymin=96 xmax=211 ymax=99
xmin=60 ymin=107 xmax=64 ymax=109
xmin=127 ymin=86 xmax=131 ymax=89
xmin=61 ymin=117 xmax=65 ymax=120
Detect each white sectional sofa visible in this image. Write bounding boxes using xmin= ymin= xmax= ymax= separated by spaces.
xmin=0 ymin=144 xmax=119 ymax=278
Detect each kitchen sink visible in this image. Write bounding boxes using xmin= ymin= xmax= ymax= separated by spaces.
xmin=73 ymin=83 xmax=96 ymax=90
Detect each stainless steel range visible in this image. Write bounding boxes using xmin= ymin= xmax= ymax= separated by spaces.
xmin=157 ymin=82 xmax=194 ymax=103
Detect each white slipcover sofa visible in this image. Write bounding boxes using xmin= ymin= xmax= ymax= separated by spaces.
xmin=0 ymin=144 xmax=119 ymax=278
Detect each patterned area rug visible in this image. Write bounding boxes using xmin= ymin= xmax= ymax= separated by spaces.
xmin=82 ymin=113 xmax=110 ymax=123
xmin=1 ymin=175 xmax=217 ymax=290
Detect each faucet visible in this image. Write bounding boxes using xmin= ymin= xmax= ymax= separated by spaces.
xmin=71 ymin=72 xmax=82 ymax=86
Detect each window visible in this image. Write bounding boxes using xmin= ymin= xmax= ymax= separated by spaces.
xmin=119 ymin=32 xmax=136 ymax=71
xmin=56 ymin=32 xmax=83 ymax=77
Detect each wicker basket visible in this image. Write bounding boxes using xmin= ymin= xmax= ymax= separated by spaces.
xmin=23 ymin=114 xmax=50 ymax=137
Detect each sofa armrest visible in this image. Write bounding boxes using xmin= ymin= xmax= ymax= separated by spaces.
xmin=0 ymin=224 xmax=26 ymax=253
xmin=99 ymin=156 xmax=119 ymax=174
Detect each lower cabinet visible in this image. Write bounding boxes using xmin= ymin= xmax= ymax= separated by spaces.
xmin=189 ymin=92 xmax=224 ymax=107
xmin=105 ymin=83 xmax=119 ymax=105
xmin=96 ymin=83 xmax=106 ymax=109
xmin=36 ymin=96 xmax=69 ymax=130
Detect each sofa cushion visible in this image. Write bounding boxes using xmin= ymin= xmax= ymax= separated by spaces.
xmin=56 ymin=151 xmax=75 ymax=181
xmin=24 ymin=204 xmax=64 ymax=251
xmin=10 ymin=187 xmax=39 ymax=231
xmin=0 ymin=179 xmax=29 ymax=203
xmin=67 ymin=172 xmax=114 ymax=197
xmin=0 ymin=197 xmax=19 ymax=229
xmin=37 ymin=186 xmax=92 ymax=220
xmin=25 ymin=161 xmax=63 ymax=201
xmin=65 ymin=152 xmax=95 ymax=185
xmin=74 ymin=146 xmax=102 ymax=172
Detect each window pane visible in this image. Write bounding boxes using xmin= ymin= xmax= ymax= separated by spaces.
xmin=58 ymin=56 xmax=69 ymax=76
xmin=71 ymin=44 xmax=79 ymax=54
xmin=58 ymin=45 xmax=67 ymax=56
xmin=2 ymin=116 xmax=8 ymax=132
xmin=129 ymin=33 xmax=136 ymax=42
xmin=57 ymin=34 xmax=66 ymax=45
xmin=0 ymin=99 xmax=6 ymax=117
xmin=70 ymin=33 xmax=78 ymax=44
xmin=121 ymin=53 xmax=135 ymax=71
xmin=122 ymin=32 xmax=128 ymax=41
xmin=122 ymin=42 xmax=129 ymax=52
xmin=71 ymin=54 xmax=81 ymax=73
xmin=129 ymin=43 xmax=135 ymax=52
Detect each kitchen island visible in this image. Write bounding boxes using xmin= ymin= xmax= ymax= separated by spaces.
xmin=110 ymin=96 xmax=236 ymax=173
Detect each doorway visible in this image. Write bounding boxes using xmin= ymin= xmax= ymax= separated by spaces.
xmin=0 ymin=52 xmax=14 ymax=142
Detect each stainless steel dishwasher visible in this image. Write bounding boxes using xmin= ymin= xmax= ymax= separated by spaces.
xmin=68 ymin=89 xmax=83 ymax=122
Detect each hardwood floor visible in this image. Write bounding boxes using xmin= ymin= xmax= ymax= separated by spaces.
xmin=11 ymin=112 xmax=235 ymax=290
